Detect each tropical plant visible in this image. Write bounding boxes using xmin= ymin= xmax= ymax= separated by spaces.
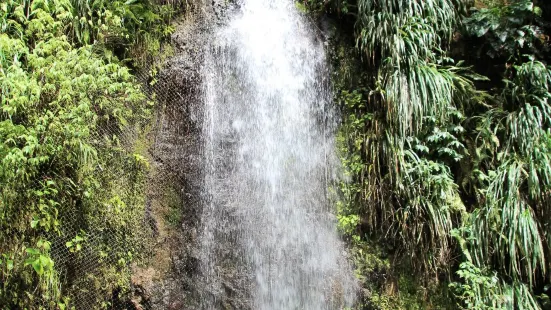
xmin=324 ymin=0 xmax=474 ymax=277
xmin=0 ymin=0 xmax=172 ymax=307
xmin=311 ymin=0 xmax=551 ymax=308
xmin=465 ymin=0 xmax=545 ymax=60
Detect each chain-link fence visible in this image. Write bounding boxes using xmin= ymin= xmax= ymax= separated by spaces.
xmin=1 ymin=2 xmax=210 ymax=308
xmin=0 ymin=61 xmax=187 ymax=310
xmin=64 ymin=66 xmax=192 ymax=309
xmin=39 ymin=84 xmax=162 ymax=310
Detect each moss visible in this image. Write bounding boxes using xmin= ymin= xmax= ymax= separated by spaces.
xmin=295 ymin=1 xmax=309 ymax=13
xmin=163 ymin=185 xmax=184 ymax=228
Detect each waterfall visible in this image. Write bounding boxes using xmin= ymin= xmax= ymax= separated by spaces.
xmin=198 ymin=0 xmax=357 ymax=308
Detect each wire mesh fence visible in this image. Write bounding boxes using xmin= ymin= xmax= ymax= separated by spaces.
xmin=38 ymin=96 xmax=159 ymax=309
xmin=0 ymin=65 xmax=184 ymax=310
xmin=1 ymin=2 xmax=208 ymax=308
xmin=49 ymin=70 xmax=182 ymax=310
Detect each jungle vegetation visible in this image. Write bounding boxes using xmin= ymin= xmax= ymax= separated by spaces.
xmin=4 ymin=0 xmax=551 ymax=308
xmin=307 ymin=0 xmax=551 ymax=308
xmin=0 ymin=0 xmax=176 ymax=308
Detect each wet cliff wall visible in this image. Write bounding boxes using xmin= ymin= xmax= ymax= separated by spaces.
xmin=132 ymin=1 xmax=247 ymax=308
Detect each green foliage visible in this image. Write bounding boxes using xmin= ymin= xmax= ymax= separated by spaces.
xmin=450 ymin=262 xmax=540 ymax=310
xmin=316 ymin=0 xmax=551 ymax=308
xmin=164 ymin=185 xmax=183 ymax=227
xmin=347 ymin=236 xmax=451 ymax=309
xmin=465 ymin=0 xmax=545 ymax=60
xmin=65 ymin=232 xmax=86 ymax=253
xmin=0 ymin=0 xmax=175 ymax=66
xmin=327 ymin=0 xmax=473 ymax=277
xmin=0 ymin=0 xmax=172 ymax=307
xmin=329 ymin=18 xmax=462 ymax=306
xmin=451 ymin=58 xmax=551 ymax=309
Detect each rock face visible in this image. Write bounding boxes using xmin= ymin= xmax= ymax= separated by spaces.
xmin=132 ymin=1 xmax=248 ymax=309
xmin=133 ymin=2 xmax=354 ymax=309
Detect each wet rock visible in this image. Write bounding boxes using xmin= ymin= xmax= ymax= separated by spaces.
xmin=133 ymin=0 xmax=253 ymax=309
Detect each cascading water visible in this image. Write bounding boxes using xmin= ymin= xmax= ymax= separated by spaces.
xmin=198 ymin=0 xmax=357 ymax=308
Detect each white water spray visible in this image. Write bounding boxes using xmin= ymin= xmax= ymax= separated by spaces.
xmin=199 ymin=1 xmax=357 ymax=308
